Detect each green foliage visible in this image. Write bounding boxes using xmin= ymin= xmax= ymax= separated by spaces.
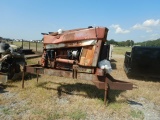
xmin=2 ymin=108 xmax=11 ymax=115
xmin=69 ymin=110 xmax=87 ymax=120
xmin=107 ymin=39 xmax=118 ymax=45
xmin=47 ymin=112 xmax=61 ymax=120
xmin=107 ymin=39 xmax=134 ymax=47
xmin=0 ymin=36 xmax=3 ymax=40
xmin=135 ymin=38 xmax=160 ymax=46
xmin=130 ymin=110 xmax=144 ymax=119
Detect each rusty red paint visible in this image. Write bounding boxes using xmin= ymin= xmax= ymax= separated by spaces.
xmin=22 ymin=26 xmax=133 ymax=104
xmin=43 ymin=27 xmax=107 ymax=44
xmin=56 ymin=58 xmax=76 ymax=64
xmin=92 ymin=40 xmax=103 ymax=67
xmin=24 ymin=66 xmax=133 ymax=91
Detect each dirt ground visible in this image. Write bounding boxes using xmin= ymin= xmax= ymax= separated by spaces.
xmin=0 ymin=54 xmax=160 ymax=120
xmin=111 ymin=54 xmax=160 ymax=120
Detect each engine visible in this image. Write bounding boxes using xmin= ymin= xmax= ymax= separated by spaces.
xmin=0 ymin=42 xmax=25 ymax=79
xmin=41 ymin=27 xmax=111 ymax=73
xmin=41 ymin=47 xmax=81 ymax=70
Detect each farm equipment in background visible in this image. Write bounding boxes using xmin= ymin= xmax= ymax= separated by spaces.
xmin=22 ymin=26 xmax=133 ymax=104
xmin=0 ymin=42 xmax=26 ymax=84
xmin=124 ymin=46 xmax=160 ymax=78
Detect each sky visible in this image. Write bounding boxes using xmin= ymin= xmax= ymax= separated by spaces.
xmin=0 ymin=0 xmax=160 ymax=42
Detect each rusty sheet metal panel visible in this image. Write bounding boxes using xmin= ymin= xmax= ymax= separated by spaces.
xmin=92 ymin=40 xmax=103 ymax=67
xmin=92 ymin=75 xmax=133 ymax=90
xmin=43 ymin=27 xmax=107 ymax=44
xmin=79 ymin=46 xmax=95 ymax=66
xmin=23 ymin=66 xmax=133 ymax=92
xmin=72 ymin=65 xmax=94 ymax=74
xmin=45 ymin=40 xmax=97 ymax=49
xmin=44 ymin=68 xmax=94 ymax=80
xmin=43 ymin=68 xmax=133 ymax=90
xmin=44 ymin=68 xmax=73 ymax=78
xmin=0 ymin=72 xmax=7 ymax=84
xmin=77 ymin=67 xmax=94 ymax=73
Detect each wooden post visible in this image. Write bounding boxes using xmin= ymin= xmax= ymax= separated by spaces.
xmin=22 ymin=39 xmax=23 ymax=49
xmin=29 ymin=41 xmax=30 ymax=49
xmin=36 ymin=42 xmax=37 ymax=51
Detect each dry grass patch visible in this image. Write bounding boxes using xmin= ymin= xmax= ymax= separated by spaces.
xmin=113 ymin=46 xmax=131 ymax=55
xmin=1 ymin=47 xmax=160 ymax=120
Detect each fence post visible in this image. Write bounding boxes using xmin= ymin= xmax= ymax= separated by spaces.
xmin=22 ymin=39 xmax=23 ymax=49
xmin=29 ymin=41 xmax=30 ymax=49
xmin=36 ymin=41 xmax=37 ymax=51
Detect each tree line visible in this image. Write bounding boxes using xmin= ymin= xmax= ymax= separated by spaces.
xmin=134 ymin=38 xmax=160 ymax=47
xmin=107 ymin=38 xmax=160 ymax=47
xmin=106 ymin=39 xmax=134 ymax=47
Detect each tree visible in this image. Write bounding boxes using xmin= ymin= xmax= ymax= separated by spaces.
xmin=0 ymin=37 xmax=2 ymax=41
xmin=107 ymin=39 xmax=118 ymax=45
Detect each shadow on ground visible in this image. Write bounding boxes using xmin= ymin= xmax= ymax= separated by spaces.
xmin=127 ymin=74 xmax=160 ymax=82
xmin=36 ymin=81 xmax=125 ymax=103
xmin=0 ymin=84 xmax=17 ymax=93
xmin=127 ymin=100 xmax=143 ymax=106
xmin=110 ymin=59 xmax=117 ymax=69
xmin=10 ymin=73 xmax=40 ymax=82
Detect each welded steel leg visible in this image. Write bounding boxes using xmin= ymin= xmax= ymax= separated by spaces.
xmin=22 ymin=65 xmax=25 ymax=88
xmin=104 ymin=82 xmax=109 ymax=105
xmin=36 ymin=69 xmax=39 ymax=83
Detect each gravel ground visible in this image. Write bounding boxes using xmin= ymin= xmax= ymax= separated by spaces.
xmin=129 ymin=97 xmax=160 ymax=120
xmin=112 ymin=54 xmax=160 ymax=120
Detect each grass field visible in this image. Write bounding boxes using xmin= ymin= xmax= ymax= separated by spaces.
xmin=113 ymin=46 xmax=131 ymax=55
xmin=0 ymin=46 xmax=160 ymax=120
xmin=7 ymin=41 xmax=43 ymax=52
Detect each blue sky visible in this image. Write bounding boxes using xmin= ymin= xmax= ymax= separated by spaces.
xmin=0 ymin=0 xmax=160 ymax=42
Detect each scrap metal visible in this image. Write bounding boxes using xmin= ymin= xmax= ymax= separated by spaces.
xmin=22 ymin=26 xmax=133 ymax=104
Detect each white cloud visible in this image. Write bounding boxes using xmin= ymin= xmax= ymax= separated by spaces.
xmin=132 ymin=19 xmax=160 ymax=32
xmin=110 ymin=24 xmax=130 ymax=34
xmin=143 ymin=19 xmax=160 ymax=26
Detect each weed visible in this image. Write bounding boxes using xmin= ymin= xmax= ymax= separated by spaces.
xmin=69 ymin=109 xmax=87 ymax=120
xmin=130 ymin=109 xmax=144 ymax=119
xmin=2 ymin=108 xmax=10 ymax=115
xmin=47 ymin=112 xmax=61 ymax=120
xmin=108 ymin=102 xmax=123 ymax=110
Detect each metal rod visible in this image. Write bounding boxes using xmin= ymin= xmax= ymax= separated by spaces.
xmin=56 ymin=58 xmax=75 ymax=64
xmin=22 ymin=65 xmax=25 ymax=88
xmin=36 ymin=69 xmax=39 ymax=83
xmin=104 ymin=81 xmax=108 ymax=105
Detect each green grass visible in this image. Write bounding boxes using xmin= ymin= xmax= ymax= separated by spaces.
xmin=130 ymin=110 xmax=144 ymax=119
xmin=7 ymin=41 xmax=43 ymax=52
xmin=2 ymin=108 xmax=11 ymax=115
xmin=47 ymin=112 xmax=61 ymax=120
xmin=69 ymin=109 xmax=87 ymax=120
xmin=113 ymin=46 xmax=131 ymax=55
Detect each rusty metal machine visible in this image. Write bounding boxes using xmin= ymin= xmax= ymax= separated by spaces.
xmin=22 ymin=26 xmax=133 ymax=104
xmin=0 ymin=42 xmax=26 ymax=84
